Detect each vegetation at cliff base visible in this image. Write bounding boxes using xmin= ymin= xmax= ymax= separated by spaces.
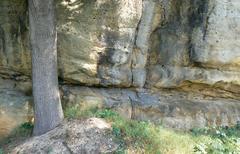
xmin=65 ymin=106 xmax=240 ymax=154
xmin=1 ymin=107 xmax=239 ymax=154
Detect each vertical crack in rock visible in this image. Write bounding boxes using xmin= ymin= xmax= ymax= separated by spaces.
xmin=132 ymin=0 xmax=156 ymax=88
xmin=128 ymin=94 xmax=136 ymax=119
xmin=0 ymin=26 xmax=7 ymax=64
xmin=130 ymin=9 xmax=142 ymax=87
xmin=188 ymin=0 xmax=210 ymax=64
xmin=202 ymin=5 xmax=215 ymax=41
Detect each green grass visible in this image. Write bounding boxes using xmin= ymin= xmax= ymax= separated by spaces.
xmin=64 ymin=104 xmax=98 ymax=119
xmin=94 ymin=109 xmax=200 ymax=154
xmin=65 ymin=106 xmax=240 ymax=154
xmin=191 ymin=125 xmax=240 ymax=154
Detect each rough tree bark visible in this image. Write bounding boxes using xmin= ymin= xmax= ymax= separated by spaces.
xmin=28 ymin=0 xmax=64 ymax=136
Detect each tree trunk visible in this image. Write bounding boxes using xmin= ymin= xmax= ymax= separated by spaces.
xmin=28 ymin=0 xmax=63 ymax=136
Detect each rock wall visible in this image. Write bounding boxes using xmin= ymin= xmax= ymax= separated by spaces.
xmin=0 ymin=0 xmax=239 ymax=95
xmin=0 ymin=0 xmax=30 ymax=77
xmin=0 ymin=0 xmax=143 ymax=87
xmin=147 ymin=0 xmax=240 ymax=98
xmin=0 ymin=0 xmax=240 ymax=134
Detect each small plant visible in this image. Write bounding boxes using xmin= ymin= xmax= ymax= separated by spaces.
xmin=95 ymin=109 xmax=118 ymax=119
xmin=14 ymin=122 xmax=34 ymax=137
xmin=20 ymin=122 xmax=34 ymax=131
xmin=64 ymin=105 xmax=80 ymax=118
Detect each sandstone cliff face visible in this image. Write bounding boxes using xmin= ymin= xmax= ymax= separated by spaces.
xmin=56 ymin=0 xmax=142 ymax=86
xmin=0 ymin=0 xmax=239 ymax=94
xmin=0 ymin=0 xmax=143 ymax=87
xmin=147 ymin=0 xmax=240 ymax=98
xmin=0 ymin=0 xmax=30 ymax=77
xmin=0 ymin=0 xmax=240 ymax=133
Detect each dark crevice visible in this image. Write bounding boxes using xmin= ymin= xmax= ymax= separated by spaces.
xmin=131 ymin=1 xmax=143 ymax=87
xmin=128 ymin=95 xmax=136 ymax=119
xmin=188 ymin=0 xmax=210 ymax=64
xmin=62 ymin=141 xmax=74 ymax=154
xmin=202 ymin=5 xmax=215 ymax=40
xmin=0 ymin=26 xmax=7 ymax=63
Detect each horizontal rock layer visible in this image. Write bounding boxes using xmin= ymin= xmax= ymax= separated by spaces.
xmin=62 ymin=85 xmax=240 ymax=130
xmin=1 ymin=76 xmax=239 ymax=136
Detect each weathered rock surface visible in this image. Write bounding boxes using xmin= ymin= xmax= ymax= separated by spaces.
xmin=0 ymin=0 xmax=30 ymax=76
xmin=11 ymin=118 xmax=118 ymax=154
xmin=0 ymin=78 xmax=32 ymax=139
xmin=147 ymin=0 xmax=240 ymax=94
xmin=191 ymin=0 xmax=240 ymax=71
xmin=56 ymin=0 xmax=142 ymax=86
xmin=62 ymin=85 xmax=240 ymax=130
xmin=0 ymin=0 xmax=239 ymax=93
xmin=0 ymin=0 xmax=142 ymax=87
